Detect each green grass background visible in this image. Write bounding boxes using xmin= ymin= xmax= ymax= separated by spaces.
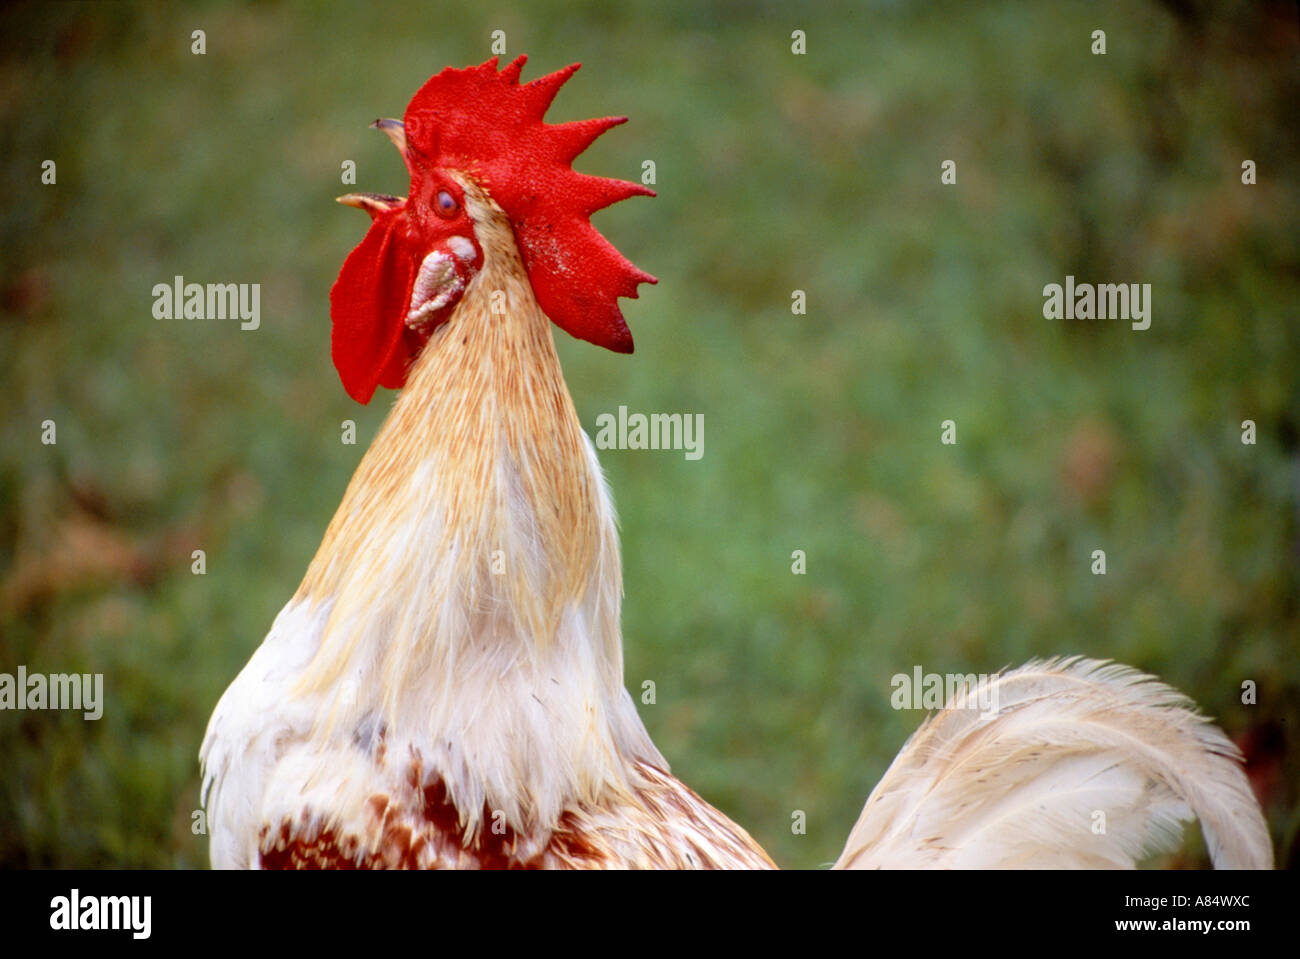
xmin=1 ymin=0 xmax=1296 ymax=868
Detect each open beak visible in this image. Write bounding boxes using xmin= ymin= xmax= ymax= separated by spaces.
xmin=336 ymin=119 xmax=411 ymax=220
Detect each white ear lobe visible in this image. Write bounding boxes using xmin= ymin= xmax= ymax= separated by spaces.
xmin=448 ymin=236 xmax=477 ymax=263
xmin=407 ymin=250 xmax=465 ymax=329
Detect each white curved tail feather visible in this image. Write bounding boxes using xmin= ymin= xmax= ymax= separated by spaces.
xmin=834 ymin=657 xmax=1272 ymax=869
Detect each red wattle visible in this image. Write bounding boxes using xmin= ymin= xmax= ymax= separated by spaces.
xmin=329 ymin=207 xmax=418 ymax=404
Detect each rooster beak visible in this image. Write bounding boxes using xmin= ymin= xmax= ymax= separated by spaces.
xmin=337 ymin=192 xmax=406 ymax=220
xmin=370 ymin=117 xmax=408 ymax=160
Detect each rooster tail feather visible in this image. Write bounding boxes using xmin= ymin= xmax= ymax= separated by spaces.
xmin=834 ymin=657 xmax=1272 ymax=869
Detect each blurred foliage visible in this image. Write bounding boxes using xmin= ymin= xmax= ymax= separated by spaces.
xmin=0 ymin=0 xmax=1296 ymax=869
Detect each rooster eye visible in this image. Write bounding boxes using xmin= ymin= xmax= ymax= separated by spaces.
xmin=435 ymin=190 xmax=459 ymax=218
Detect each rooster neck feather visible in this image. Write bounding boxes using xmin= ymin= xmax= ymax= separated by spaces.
xmin=289 ymin=177 xmax=661 ymax=837
xmin=301 ymin=178 xmax=601 ymax=637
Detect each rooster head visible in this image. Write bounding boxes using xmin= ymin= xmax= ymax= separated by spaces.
xmin=330 ymin=55 xmax=657 ymax=404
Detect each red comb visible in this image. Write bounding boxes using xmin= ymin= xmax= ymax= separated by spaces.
xmin=403 ymin=56 xmax=656 ymax=353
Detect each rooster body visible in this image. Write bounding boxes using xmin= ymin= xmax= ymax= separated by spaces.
xmin=203 ymin=174 xmax=773 ymax=868
xmin=201 ymin=57 xmax=1271 ymax=870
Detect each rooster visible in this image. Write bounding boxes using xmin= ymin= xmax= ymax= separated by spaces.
xmin=201 ymin=57 xmax=1272 ymax=870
